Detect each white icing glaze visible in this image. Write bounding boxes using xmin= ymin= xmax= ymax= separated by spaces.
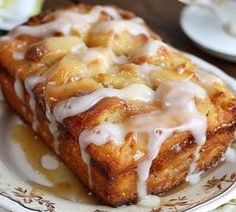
xmin=186 ymin=171 xmax=204 ymax=185
xmin=11 ymin=12 xmax=83 ymax=37
xmin=92 ymin=18 xmax=150 ymax=37
xmin=14 ymin=79 xmax=24 ymax=101
xmin=24 ymin=76 xmax=45 ymax=131
xmin=14 ymin=74 xmax=60 ymax=153
xmin=40 ymin=154 xmax=59 ymax=170
xmin=155 ymin=81 xmax=207 ymax=106
xmin=53 ymin=83 xmax=155 ymax=122
xmin=132 ymin=40 xmax=167 ymax=59
xmin=132 ymin=81 xmax=206 ymax=199
xmin=75 ymin=80 xmax=207 ymax=200
xmin=45 ymin=104 xmax=60 ymax=154
xmin=134 ymin=119 xmax=206 ymax=198
xmin=79 ymin=123 xmax=125 ymax=188
xmin=185 ymin=145 xmax=203 ymax=184
xmin=156 ymin=81 xmax=207 ymax=186
xmin=10 ymin=6 xmax=121 ymax=38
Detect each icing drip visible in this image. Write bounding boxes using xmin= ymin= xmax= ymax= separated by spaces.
xmin=92 ymin=18 xmax=150 ymax=37
xmin=132 ymin=40 xmax=167 ymax=59
xmin=53 ymin=83 xmax=155 ymax=123
xmin=75 ymin=80 xmax=207 ymax=200
xmin=10 ymin=6 xmax=121 ymax=38
xmin=45 ymin=104 xmax=60 ymax=154
xmin=79 ymin=123 xmax=125 ymax=188
xmin=185 ymin=145 xmax=204 ymax=185
xmin=14 ymin=79 xmax=24 ymax=101
xmin=21 ymin=75 xmax=60 ymax=153
xmin=186 ymin=170 xmax=204 ymax=185
xmin=132 ymin=81 xmax=207 ymax=199
xmin=24 ymin=76 xmax=45 ymax=131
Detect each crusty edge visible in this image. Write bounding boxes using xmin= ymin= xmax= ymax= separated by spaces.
xmin=1 ymin=67 xmax=235 ymax=206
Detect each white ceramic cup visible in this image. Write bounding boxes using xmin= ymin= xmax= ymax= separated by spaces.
xmin=186 ymin=0 xmax=236 ymax=36
xmin=0 ymin=0 xmax=44 ymax=30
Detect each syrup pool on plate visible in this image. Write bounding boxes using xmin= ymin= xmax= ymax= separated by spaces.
xmin=11 ymin=122 xmax=236 ymax=208
xmin=12 ymin=124 xmax=98 ymax=204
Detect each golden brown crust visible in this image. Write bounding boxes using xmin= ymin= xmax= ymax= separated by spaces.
xmin=1 ymin=68 xmax=235 ymax=206
xmin=0 ymin=4 xmax=236 ymax=207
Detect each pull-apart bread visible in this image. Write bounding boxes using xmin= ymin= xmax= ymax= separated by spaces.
xmin=0 ymin=4 xmax=235 ymax=207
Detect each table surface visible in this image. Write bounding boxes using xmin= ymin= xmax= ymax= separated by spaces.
xmin=44 ymin=0 xmax=236 ymax=78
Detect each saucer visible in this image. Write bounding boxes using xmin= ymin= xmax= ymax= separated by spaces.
xmin=180 ymin=4 xmax=236 ymax=62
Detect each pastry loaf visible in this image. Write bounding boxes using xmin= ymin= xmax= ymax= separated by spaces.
xmin=0 ymin=4 xmax=235 ymax=207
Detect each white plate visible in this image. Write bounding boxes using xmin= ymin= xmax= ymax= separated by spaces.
xmin=180 ymin=5 xmax=236 ymax=62
xmin=0 ymin=56 xmax=235 ymax=212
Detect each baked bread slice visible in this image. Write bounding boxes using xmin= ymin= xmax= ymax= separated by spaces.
xmin=0 ymin=4 xmax=235 ymax=207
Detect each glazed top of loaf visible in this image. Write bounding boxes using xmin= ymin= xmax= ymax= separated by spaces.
xmin=0 ymin=4 xmax=235 ymax=203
